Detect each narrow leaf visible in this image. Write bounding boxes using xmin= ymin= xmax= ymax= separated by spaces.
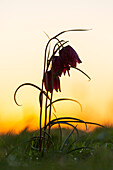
xmin=47 ymin=98 xmax=82 ymax=112
xmin=53 ymin=29 xmax=92 ymax=39
xmin=73 ymin=67 xmax=91 ymax=81
xmin=67 ymin=146 xmax=93 ymax=154
xmin=60 ymin=126 xmax=77 ymax=151
xmin=14 ymin=83 xmax=50 ymax=106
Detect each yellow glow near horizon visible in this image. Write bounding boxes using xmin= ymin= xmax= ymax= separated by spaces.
xmin=0 ymin=0 xmax=113 ymax=133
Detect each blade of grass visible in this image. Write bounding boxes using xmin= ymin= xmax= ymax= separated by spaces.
xmin=44 ymin=32 xmax=51 ymax=60
xmin=60 ymin=126 xmax=78 ymax=151
xmin=44 ymin=121 xmax=79 ymax=135
xmin=47 ymin=98 xmax=82 ymax=112
xmin=67 ymin=146 xmax=93 ymax=154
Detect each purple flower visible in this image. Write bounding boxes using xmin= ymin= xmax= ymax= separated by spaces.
xmin=44 ymin=45 xmax=82 ymax=93
xmin=59 ymin=45 xmax=82 ymax=69
xmin=52 ymin=56 xmax=64 ymax=77
xmin=52 ymin=45 xmax=82 ymax=77
xmin=44 ymin=70 xmax=61 ymax=93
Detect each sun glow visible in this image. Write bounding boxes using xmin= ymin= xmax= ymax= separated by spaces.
xmin=0 ymin=97 xmax=112 ymax=135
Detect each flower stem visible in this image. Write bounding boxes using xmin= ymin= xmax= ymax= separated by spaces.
xmin=42 ymin=92 xmax=48 ymax=154
xmin=47 ymin=92 xmax=53 ymax=151
xmin=39 ymin=106 xmax=42 ymax=151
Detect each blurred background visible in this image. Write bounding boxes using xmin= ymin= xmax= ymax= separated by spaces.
xmin=0 ymin=0 xmax=113 ymax=133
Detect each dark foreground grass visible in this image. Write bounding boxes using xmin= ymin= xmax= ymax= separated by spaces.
xmin=0 ymin=127 xmax=113 ymax=170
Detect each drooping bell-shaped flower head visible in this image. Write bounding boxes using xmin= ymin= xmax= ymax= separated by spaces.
xmin=52 ymin=55 xmax=71 ymax=76
xmin=59 ymin=45 xmax=82 ymax=74
xmin=59 ymin=45 xmax=82 ymax=66
xmin=52 ymin=45 xmax=82 ymax=77
xmin=44 ymin=70 xmax=61 ymax=93
xmin=52 ymin=56 xmax=64 ymax=77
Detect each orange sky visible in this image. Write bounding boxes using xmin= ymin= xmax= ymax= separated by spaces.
xmin=0 ymin=0 xmax=113 ymax=134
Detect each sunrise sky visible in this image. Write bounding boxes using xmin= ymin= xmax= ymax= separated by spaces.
xmin=0 ymin=0 xmax=113 ymax=133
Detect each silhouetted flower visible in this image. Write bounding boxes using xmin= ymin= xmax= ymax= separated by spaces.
xmin=44 ymin=45 xmax=82 ymax=92
xmin=44 ymin=70 xmax=61 ymax=93
xmin=52 ymin=56 xmax=64 ymax=77
xmin=59 ymin=45 xmax=82 ymax=73
xmin=52 ymin=45 xmax=82 ymax=77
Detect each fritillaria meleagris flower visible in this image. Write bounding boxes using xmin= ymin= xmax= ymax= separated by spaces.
xmin=44 ymin=70 xmax=61 ymax=93
xmin=60 ymin=45 xmax=82 ymax=66
xmin=44 ymin=45 xmax=82 ymax=93
xmin=52 ymin=45 xmax=82 ymax=77
xmin=52 ymin=56 xmax=64 ymax=77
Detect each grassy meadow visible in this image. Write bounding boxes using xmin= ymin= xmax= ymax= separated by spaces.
xmin=0 ymin=126 xmax=113 ymax=170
